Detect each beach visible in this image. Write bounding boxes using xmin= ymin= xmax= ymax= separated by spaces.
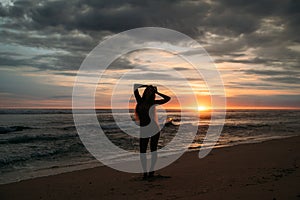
xmin=1 ymin=136 xmax=299 ymax=200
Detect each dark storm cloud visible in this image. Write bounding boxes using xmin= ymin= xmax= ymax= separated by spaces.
xmin=0 ymin=0 xmax=209 ymax=36
xmin=1 ymin=0 xmax=299 ymax=61
xmin=30 ymin=0 xmax=209 ymax=35
xmin=201 ymin=0 xmax=300 ymax=64
xmin=1 ymin=0 xmax=298 ymax=40
xmin=0 ymin=0 xmax=34 ymax=18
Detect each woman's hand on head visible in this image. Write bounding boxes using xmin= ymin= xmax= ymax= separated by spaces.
xmin=134 ymin=84 xmax=148 ymax=90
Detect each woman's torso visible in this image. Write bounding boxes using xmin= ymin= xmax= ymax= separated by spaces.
xmin=136 ymin=102 xmax=159 ymax=129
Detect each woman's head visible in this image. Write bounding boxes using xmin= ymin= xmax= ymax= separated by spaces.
xmin=142 ymin=86 xmax=155 ymax=102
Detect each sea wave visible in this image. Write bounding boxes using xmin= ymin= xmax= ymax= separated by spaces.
xmin=0 ymin=142 xmax=85 ymax=168
xmin=0 ymin=133 xmax=78 ymax=144
xmin=0 ymin=126 xmax=35 ymax=134
xmin=0 ymin=109 xmax=299 ymax=185
xmin=0 ymin=109 xmax=111 ymax=115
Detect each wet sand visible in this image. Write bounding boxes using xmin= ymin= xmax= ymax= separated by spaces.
xmin=1 ymin=136 xmax=299 ymax=200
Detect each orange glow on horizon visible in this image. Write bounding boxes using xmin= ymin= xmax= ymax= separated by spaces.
xmin=197 ymin=105 xmax=209 ymax=111
xmin=1 ymin=105 xmax=300 ymax=110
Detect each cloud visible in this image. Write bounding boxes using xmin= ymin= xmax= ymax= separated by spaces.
xmin=0 ymin=53 xmax=85 ymax=71
xmin=234 ymin=69 xmax=300 ymax=85
xmin=1 ymin=0 xmax=299 ymax=65
xmin=227 ymin=94 xmax=300 ymax=108
xmin=263 ymin=76 xmax=300 ymax=84
xmin=0 ymin=70 xmax=71 ymax=98
xmin=0 ymin=0 xmax=299 ymax=107
xmin=245 ymin=69 xmax=300 ymax=76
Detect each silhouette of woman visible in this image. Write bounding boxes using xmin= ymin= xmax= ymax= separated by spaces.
xmin=134 ymin=84 xmax=171 ymax=179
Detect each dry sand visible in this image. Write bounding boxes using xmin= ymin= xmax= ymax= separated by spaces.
xmin=1 ymin=136 xmax=299 ymax=200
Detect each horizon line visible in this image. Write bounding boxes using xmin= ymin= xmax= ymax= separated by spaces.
xmin=0 ymin=106 xmax=300 ymax=110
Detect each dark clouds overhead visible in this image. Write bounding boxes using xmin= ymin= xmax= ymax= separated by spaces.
xmin=1 ymin=0 xmax=299 ymax=56
xmin=0 ymin=0 xmax=299 ymax=107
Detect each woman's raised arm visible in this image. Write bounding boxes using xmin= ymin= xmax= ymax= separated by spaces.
xmin=154 ymin=89 xmax=171 ymax=105
xmin=133 ymin=84 xmax=147 ymax=103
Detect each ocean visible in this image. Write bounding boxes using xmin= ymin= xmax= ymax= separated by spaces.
xmin=0 ymin=109 xmax=299 ymax=184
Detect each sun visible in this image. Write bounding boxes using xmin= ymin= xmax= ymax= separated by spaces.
xmin=197 ymin=106 xmax=208 ymax=111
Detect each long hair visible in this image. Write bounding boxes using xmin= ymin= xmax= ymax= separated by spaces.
xmin=135 ymin=86 xmax=156 ymax=123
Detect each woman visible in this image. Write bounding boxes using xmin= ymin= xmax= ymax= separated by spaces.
xmin=134 ymin=84 xmax=171 ymax=179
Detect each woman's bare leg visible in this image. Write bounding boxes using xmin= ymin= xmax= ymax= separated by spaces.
xmin=149 ymin=132 xmax=160 ymax=175
xmin=140 ymin=138 xmax=149 ymax=177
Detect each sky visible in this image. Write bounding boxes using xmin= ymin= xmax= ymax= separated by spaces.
xmin=0 ymin=0 xmax=299 ymax=109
